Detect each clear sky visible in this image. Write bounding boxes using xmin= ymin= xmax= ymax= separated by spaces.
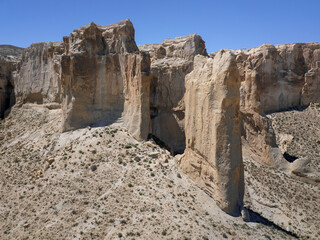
xmin=0 ymin=0 xmax=319 ymax=53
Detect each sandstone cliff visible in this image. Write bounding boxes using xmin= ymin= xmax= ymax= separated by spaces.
xmin=139 ymin=34 xmax=207 ymax=153
xmin=61 ymin=20 xmax=151 ymax=140
xmin=234 ymin=43 xmax=320 ymax=166
xmin=235 ymin=42 xmax=320 ymax=114
xmin=2 ymin=19 xmax=320 ymax=223
xmin=14 ymin=42 xmax=64 ymax=104
xmin=180 ymin=51 xmax=244 ymax=216
xmin=10 ymin=20 xmax=151 ymax=140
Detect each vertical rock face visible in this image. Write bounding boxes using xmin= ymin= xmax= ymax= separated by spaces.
xmin=61 ymin=20 xmax=151 ymax=140
xmin=0 ymin=45 xmax=23 ymax=118
xmin=180 ymin=51 xmax=244 ymax=216
xmin=236 ymin=43 xmax=320 ymax=114
xmin=15 ymin=42 xmax=64 ymax=104
xmin=139 ymin=34 xmax=207 ymax=153
xmin=233 ymin=43 xmax=320 ymax=166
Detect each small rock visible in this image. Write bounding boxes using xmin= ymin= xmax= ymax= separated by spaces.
xmin=46 ymin=157 xmax=55 ymax=164
xmin=65 ymin=146 xmax=72 ymax=151
xmin=241 ymin=207 xmax=251 ymax=222
xmin=91 ymin=149 xmax=97 ymax=154
xmin=149 ymin=152 xmax=159 ymax=159
xmin=91 ymin=165 xmax=97 ymax=171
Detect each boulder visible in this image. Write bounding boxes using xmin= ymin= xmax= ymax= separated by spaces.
xmin=180 ymin=51 xmax=244 ymax=216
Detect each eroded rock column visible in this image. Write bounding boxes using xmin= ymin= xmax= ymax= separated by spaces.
xmin=60 ymin=20 xmax=151 ymax=140
xmin=180 ymin=51 xmax=244 ymax=216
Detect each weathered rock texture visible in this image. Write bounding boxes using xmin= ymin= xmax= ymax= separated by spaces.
xmin=235 ymin=43 xmax=320 ymax=114
xmin=139 ymin=35 xmax=207 ymax=153
xmin=14 ymin=42 xmax=64 ymax=104
xmin=0 ymin=45 xmax=23 ymax=118
xmin=180 ymin=51 xmax=244 ymax=216
xmin=233 ymin=43 xmax=320 ymax=166
xmin=61 ymin=20 xmax=151 ymax=140
xmin=9 ymin=20 xmax=151 ymax=140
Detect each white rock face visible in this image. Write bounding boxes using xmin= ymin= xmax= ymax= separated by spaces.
xmin=180 ymin=51 xmax=244 ymax=216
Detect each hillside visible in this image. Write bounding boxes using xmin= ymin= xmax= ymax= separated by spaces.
xmin=0 ymin=104 xmax=297 ymax=239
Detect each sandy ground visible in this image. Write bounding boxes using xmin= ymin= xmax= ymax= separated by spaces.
xmin=0 ymin=104 xmax=316 ymax=239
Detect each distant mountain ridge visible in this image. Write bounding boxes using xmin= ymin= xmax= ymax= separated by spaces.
xmin=0 ymin=45 xmax=24 ymax=57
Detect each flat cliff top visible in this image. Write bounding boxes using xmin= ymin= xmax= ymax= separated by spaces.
xmin=138 ymin=33 xmax=207 ymax=61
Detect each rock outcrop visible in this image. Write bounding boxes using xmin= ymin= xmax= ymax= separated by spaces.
xmin=235 ymin=42 xmax=320 ymax=114
xmin=9 ymin=20 xmax=151 ymax=140
xmin=180 ymin=51 xmax=244 ymax=216
xmin=0 ymin=45 xmax=23 ymax=118
xmin=14 ymin=42 xmax=64 ymax=104
xmin=139 ymin=34 xmax=207 ymax=153
xmin=233 ymin=43 xmax=320 ymax=166
xmin=61 ymin=20 xmax=151 ymax=140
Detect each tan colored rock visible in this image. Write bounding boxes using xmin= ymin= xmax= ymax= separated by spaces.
xmin=139 ymin=34 xmax=207 ymax=153
xmin=180 ymin=51 xmax=244 ymax=216
xmin=61 ymin=20 xmax=151 ymax=140
xmin=235 ymin=43 xmax=320 ymax=114
xmin=14 ymin=42 xmax=64 ymax=104
xmin=233 ymin=43 xmax=320 ymax=166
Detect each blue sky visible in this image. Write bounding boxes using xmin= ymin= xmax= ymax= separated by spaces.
xmin=0 ymin=0 xmax=319 ymax=53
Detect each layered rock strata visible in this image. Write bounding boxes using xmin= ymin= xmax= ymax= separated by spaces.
xmin=139 ymin=35 xmax=207 ymax=153
xmin=180 ymin=51 xmax=244 ymax=216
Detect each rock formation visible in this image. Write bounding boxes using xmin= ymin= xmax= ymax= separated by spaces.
xmin=0 ymin=45 xmax=23 ymax=118
xmin=2 ymin=19 xmax=320 ymax=220
xmin=235 ymin=42 xmax=320 ymax=114
xmin=60 ymin=20 xmax=151 ymax=140
xmin=139 ymin=34 xmax=207 ymax=153
xmin=233 ymin=43 xmax=320 ymax=166
xmin=180 ymin=51 xmax=244 ymax=216
xmin=14 ymin=42 xmax=64 ymax=104
xmin=10 ymin=20 xmax=151 ymax=140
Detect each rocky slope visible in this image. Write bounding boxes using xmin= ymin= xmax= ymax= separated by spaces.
xmin=0 ymin=104 xmax=297 ymax=240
